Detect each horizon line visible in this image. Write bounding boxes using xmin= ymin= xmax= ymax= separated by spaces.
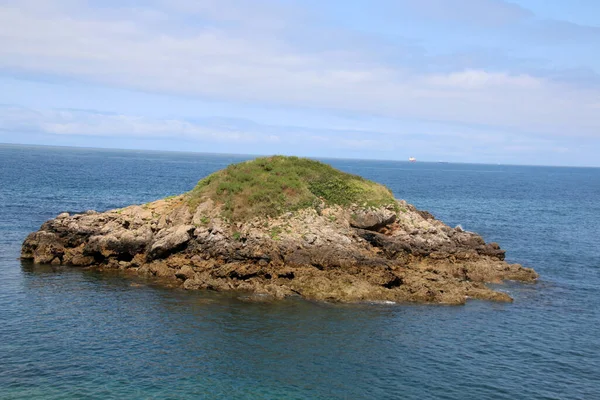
xmin=1 ymin=142 xmax=598 ymax=169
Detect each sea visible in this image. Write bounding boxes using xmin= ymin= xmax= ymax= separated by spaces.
xmin=1 ymin=144 xmax=599 ymax=399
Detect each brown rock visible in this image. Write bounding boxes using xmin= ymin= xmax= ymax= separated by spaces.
xmin=175 ymin=265 xmax=195 ymax=281
xmin=350 ymin=208 xmax=396 ymax=231
xmin=21 ymin=195 xmax=538 ymax=305
xmin=148 ymin=225 xmax=194 ymax=260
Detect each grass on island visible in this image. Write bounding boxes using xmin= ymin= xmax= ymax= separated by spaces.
xmin=187 ymin=156 xmax=397 ymax=221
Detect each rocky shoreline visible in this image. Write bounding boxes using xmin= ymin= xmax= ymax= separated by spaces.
xmin=21 ymin=194 xmax=537 ymax=304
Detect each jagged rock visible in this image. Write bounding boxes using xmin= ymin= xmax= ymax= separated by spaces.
xmin=350 ymin=208 xmax=396 ymax=231
xmin=175 ymin=265 xmax=195 ymax=281
xmin=21 ymin=157 xmax=538 ymax=304
xmin=21 ymin=199 xmax=538 ymax=304
xmin=192 ymin=198 xmax=215 ymax=225
xmin=148 ymin=225 xmax=194 ymax=260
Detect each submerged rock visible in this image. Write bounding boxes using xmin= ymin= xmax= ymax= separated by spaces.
xmin=21 ymin=156 xmax=537 ymax=304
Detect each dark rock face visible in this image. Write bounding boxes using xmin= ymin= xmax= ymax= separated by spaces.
xmin=21 ymin=196 xmax=538 ymax=304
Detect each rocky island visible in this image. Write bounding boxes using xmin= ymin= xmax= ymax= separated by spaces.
xmin=21 ymin=156 xmax=537 ymax=304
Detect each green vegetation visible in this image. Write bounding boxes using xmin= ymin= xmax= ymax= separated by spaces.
xmin=187 ymin=156 xmax=396 ymax=221
xmin=269 ymin=226 xmax=283 ymax=240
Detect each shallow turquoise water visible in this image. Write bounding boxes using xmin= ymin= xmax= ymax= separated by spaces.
xmin=1 ymin=144 xmax=599 ymax=399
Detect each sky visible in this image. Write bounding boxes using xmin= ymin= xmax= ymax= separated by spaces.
xmin=0 ymin=0 xmax=599 ymax=166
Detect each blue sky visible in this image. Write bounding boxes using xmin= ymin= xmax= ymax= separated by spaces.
xmin=0 ymin=0 xmax=599 ymax=166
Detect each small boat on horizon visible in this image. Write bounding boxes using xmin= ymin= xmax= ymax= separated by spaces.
xmin=409 ymin=157 xmax=416 ymax=162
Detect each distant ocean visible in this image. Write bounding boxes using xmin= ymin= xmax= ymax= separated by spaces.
xmin=1 ymin=144 xmax=599 ymax=399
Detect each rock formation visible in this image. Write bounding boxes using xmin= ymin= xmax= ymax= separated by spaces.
xmin=21 ymin=156 xmax=537 ymax=304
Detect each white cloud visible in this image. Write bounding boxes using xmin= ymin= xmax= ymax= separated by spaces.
xmin=392 ymin=0 xmax=532 ymax=26
xmin=426 ymin=70 xmax=540 ymax=89
xmin=157 ymin=0 xmax=302 ymax=30
xmin=2 ymin=103 xmax=594 ymax=165
xmin=0 ymin=107 xmax=260 ymax=142
xmin=0 ymin=0 xmax=598 ymax=141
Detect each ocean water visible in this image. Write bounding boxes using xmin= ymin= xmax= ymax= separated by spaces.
xmin=1 ymin=144 xmax=599 ymax=399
